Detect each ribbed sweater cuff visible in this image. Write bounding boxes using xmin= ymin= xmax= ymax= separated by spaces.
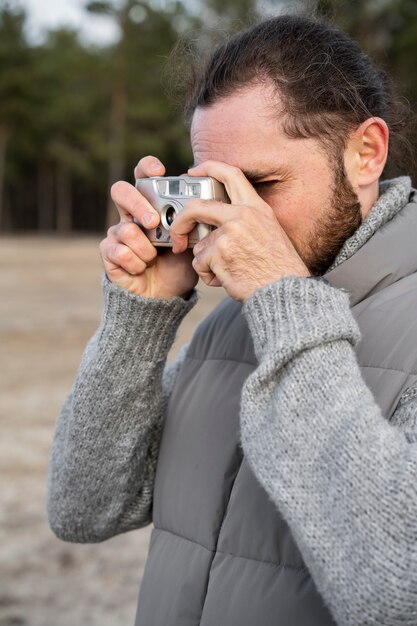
xmin=99 ymin=273 xmax=198 ymax=360
xmin=243 ymin=276 xmax=361 ymax=362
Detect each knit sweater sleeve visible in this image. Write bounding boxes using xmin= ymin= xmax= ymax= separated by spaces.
xmin=241 ymin=275 xmax=417 ymax=626
xmin=46 ymin=274 xmax=196 ymax=543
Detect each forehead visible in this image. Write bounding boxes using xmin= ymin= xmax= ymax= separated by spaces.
xmin=190 ymin=83 xmax=333 ymax=182
xmin=190 ymin=84 xmax=283 ymax=167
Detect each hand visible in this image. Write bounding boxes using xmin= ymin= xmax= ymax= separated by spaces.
xmin=99 ymin=156 xmax=198 ymax=300
xmin=169 ymin=160 xmax=310 ymax=302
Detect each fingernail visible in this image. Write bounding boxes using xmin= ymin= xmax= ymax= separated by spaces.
xmin=150 ymin=160 xmax=162 ymax=172
xmin=143 ymin=212 xmax=156 ymax=226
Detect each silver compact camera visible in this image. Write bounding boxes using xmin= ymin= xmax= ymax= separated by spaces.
xmin=135 ymin=176 xmax=229 ymax=247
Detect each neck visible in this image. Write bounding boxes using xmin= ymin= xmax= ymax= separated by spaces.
xmin=328 ymin=175 xmax=412 ymax=272
xmin=359 ymin=181 xmax=379 ymax=220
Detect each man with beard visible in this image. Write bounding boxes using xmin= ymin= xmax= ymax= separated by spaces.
xmin=47 ymin=15 xmax=417 ymax=626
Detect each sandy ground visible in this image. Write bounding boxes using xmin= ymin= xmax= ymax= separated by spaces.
xmin=0 ymin=236 xmax=226 ymax=626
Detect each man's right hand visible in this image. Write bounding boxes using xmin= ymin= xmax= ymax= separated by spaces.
xmin=99 ymin=156 xmax=199 ymax=300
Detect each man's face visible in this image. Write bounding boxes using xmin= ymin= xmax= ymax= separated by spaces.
xmin=190 ymin=83 xmax=362 ymax=275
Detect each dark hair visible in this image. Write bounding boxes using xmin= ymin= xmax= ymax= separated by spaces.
xmin=183 ymin=15 xmax=413 ymax=173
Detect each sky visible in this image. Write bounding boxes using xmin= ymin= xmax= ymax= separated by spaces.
xmin=18 ymin=0 xmax=120 ymax=45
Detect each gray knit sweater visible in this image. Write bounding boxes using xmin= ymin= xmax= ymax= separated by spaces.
xmin=47 ymin=176 xmax=417 ymax=626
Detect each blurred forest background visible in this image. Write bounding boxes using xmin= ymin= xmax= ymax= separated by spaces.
xmin=1 ymin=0 xmax=417 ymax=236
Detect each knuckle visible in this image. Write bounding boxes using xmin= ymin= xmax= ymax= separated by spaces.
xmin=223 ymin=220 xmax=234 ymax=233
xmin=169 ymin=222 xmax=182 ymax=238
xmin=223 ymin=220 xmax=240 ymax=237
xmin=118 ymin=221 xmax=138 ymax=240
xmin=99 ymin=238 xmax=108 ymax=255
xmin=240 ymin=205 xmax=252 ymax=220
xmin=216 ymin=234 xmax=229 ymax=255
xmin=147 ymin=245 xmax=158 ymax=262
xmin=115 ymin=224 xmax=156 ymax=263
xmin=137 ymin=239 xmax=157 ymax=263
xmin=192 ymin=256 xmax=201 ymax=271
xmin=106 ymin=224 xmax=119 ymax=238
xmin=229 ymin=164 xmax=242 ymax=177
xmin=115 ymin=245 xmax=131 ymax=265
xmin=193 ymin=242 xmax=203 ymax=256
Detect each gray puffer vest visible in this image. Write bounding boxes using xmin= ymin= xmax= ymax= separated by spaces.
xmin=135 ymin=191 xmax=417 ymax=626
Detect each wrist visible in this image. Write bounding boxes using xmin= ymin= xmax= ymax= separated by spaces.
xmin=242 ymin=268 xmax=311 ymax=303
xmin=243 ymin=275 xmax=361 ymax=362
xmin=101 ymin=273 xmax=198 ymax=357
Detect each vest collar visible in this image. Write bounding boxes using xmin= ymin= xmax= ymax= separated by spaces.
xmin=325 ymin=190 xmax=417 ymax=306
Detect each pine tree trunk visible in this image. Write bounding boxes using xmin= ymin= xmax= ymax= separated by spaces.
xmin=37 ymin=160 xmax=54 ymax=231
xmin=0 ymin=125 xmax=10 ymax=232
xmin=56 ymin=163 xmax=72 ymax=233
xmin=106 ymin=85 xmax=126 ymax=228
xmin=106 ymin=20 xmax=128 ymax=230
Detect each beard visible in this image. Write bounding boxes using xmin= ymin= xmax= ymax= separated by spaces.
xmin=301 ymin=158 xmax=363 ymax=276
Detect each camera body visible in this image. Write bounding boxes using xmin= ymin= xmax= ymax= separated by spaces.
xmin=135 ymin=176 xmax=229 ymax=247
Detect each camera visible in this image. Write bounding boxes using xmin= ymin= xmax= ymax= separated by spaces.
xmin=135 ymin=176 xmax=229 ymax=247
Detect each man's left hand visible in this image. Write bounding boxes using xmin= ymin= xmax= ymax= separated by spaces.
xmin=170 ymin=160 xmax=310 ymax=302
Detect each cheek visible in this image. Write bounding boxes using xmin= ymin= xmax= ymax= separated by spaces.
xmin=266 ymin=191 xmax=314 ymax=238
xmin=265 ymin=171 xmax=333 ymax=237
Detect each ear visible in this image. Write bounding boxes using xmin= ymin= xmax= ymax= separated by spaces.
xmin=347 ymin=117 xmax=389 ymax=188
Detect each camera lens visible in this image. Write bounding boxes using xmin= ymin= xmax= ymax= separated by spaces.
xmin=165 ymin=206 xmax=176 ymax=226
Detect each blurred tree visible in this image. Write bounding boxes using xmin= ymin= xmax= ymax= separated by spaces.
xmin=32 ymin=29 xmax=109 ymax=232
xmin=86 ymin=0 xmax=130 ymax=227
xmin=86 ymin=0 xmax=199 ymax=227
xmin=0 ymin=1 xmax=34 ymax=231
xmin=194 ymin=0 xmax=259 ymax=27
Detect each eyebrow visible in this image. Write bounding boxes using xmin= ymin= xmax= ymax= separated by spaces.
xmin=188 ymin=164 xmax=286 ymax=184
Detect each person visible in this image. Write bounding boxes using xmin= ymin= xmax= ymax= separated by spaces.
xmin=46 ymin=14 xmax=417 ymax=626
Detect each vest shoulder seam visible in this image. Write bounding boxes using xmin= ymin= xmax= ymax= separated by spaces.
xmin=360 ymin=364 xmax=417 ymax=376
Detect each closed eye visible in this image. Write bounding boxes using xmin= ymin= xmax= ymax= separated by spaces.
xmin=252 ymin=180 xmax=281 ymax=190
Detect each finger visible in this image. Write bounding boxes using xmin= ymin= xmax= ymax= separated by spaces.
xmin=188 ymin=160 xmax=264 ymax=208
xmin=110 ymin=221 xmax=158 ymax=265
xmin=134 ymin=155 xmax=166 ymax=180
xmin=111 ymin=180 xmax=160 ymax=228
xmin=192 ymin=246 xmax=223 ymax=288
xmin=102 ymin=241 xmax=148 ymax=276
xmin=192 ymin=255 xmax=218 ymax=287
xmin=192 ymin=224 xmax=223 ymax=257
xmin=170 ymin=199 xmax=236 ymax=253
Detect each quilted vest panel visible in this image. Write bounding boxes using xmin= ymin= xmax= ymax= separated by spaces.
xmin=135 ymin=193 xmax=417 ymax=626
